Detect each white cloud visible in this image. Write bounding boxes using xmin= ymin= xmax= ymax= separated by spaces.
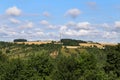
xmin=0 ymin=24 xmax=18 ymax=38
xmin=76 ymin=22 xmax=90 ymax=29
xmin=36 ymin=31 xmax=44 ymax=36
xmin=60 ymin=26 xmax=67 ymax=32
xmin=59 ymin=21 xmax=106 ymax=38
xmin=20 ymin=22 xmax=34 ymax=29
xmin=6 ymin=6 xmax=21 ymax=16
xmin=65 ymin=8 xmax=81 ymax=18
xmin=62 ymin=29 xmax=90 ymax=37
xmin=102 ymin=23 xmax=110 ymax=28
xmin=9 ymin=18 xmax=21 ymax=24
xmin=78 ymin=29 xmax=90 ymax=36
xmin=40 ymin=20 xmax=49 ymax=26
xmin=66 ymin=21 xmax=76 ymax=27
xmin=59 ymin=22 xmax=100 ymax=37
xmin=64 ymin=29 xmax=76 ymax=36
xmin=8 ymin=31 xmax=17 ymax=36
xmin=46 ymin=32 xmax=59 ymax=38
xmin=103 ymin=31 xmax=118 ymax=39
xmin=40 ymin=20 xmax=57 ymax=29
xmin=0 ymin=20 xmax=119 ymax=42
xmin=47 ymin=25 xmax=57 ymax=29
xmin=115 ymin=21 xmax=120 ymax=28
xmin=27 ymin=22 xmax=33 ymax=28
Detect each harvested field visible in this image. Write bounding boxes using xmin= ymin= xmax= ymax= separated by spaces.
xmin=80 ymin=43 xmax=104 ymax=49
xmin=100 ymin=43 xmax=117 ymax=46
xmin=14 ymin=41 xmax=51 ymax=45
xmin=79 ymin=43 xmax=117 ymax=49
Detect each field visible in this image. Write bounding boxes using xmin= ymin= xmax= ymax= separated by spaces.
xmin=80 ymin=43 xmax=117 ymax=49
xmin=14 ymin=41 xmax=117 ymax=50
xmin=14 ymin=41 xmax=51 ymax=45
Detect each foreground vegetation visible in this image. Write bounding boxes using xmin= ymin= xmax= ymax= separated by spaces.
xmin=0 ymin=41 xmax=120 ymax=80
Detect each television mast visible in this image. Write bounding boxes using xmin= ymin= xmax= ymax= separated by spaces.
xmin=60 ymin=32 xmax=62 ymax=44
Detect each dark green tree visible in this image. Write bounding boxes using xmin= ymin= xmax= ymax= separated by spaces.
xmin=14 ymin=39 xmax=27 ymax=42
xmin=27 ymin=53 xmax=54 ymax=80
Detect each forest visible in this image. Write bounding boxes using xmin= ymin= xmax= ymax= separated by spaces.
xmin=0 ymin=41 xmax=120 ymax=80
xmin=61 ymin=39 xmax=87 ymax=46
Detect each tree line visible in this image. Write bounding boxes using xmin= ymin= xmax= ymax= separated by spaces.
xmin=61 ymin=39 xmax=87 ymax=46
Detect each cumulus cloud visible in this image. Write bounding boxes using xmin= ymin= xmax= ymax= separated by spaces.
xmin=46 ymin=32 xmax=59 ymax=39
xmin=64 ymin=29 xmax=76 ymax=36
xmin=40 ymin=20 xmax=57 ymax=29
xmin=6 ymin=6 xmax=22 ymax=16
xmin=60 ymin=23 xmax=91 ymax=37
xmin=66 ymin=21 xmax=91 ymax=30
xmin=59 ymin=21 xmax=111 ymax=40
xmin=62 ymin=29 xmax=90 ymax=37
xmin=60 ymin=26 xmax=67 ymax=32
xmin=65 ymin=8 xmax=81 ymax=18
xmin=47 ymin=25 xmax=57 ymax=29
xmin=78 ymin=29 xmax=90 ymax=36
xmin=76 ymin=22 xmax=90 ymax=29
xmin=0 ymin=19 xmax=119 ymax=42
xmin=115 ymin=21 xmax=120 ymax=28
xmin=103 ymin=31 xmax=118 ymax=39
xmin=66 ymin=21 xmax=76 ymax=27
xmin=40 ymin=20 xmax=49 ymax=26
xmin=59 ymin=21 xmax=100 ymax=38
xmin=20 ymin=22 xmax=34 ymax=29
xmin=102 ymin=23 xmax=110 ymax=28
xmin=9 ymin=18 xmax=21 ymax=24
xmin=27 ymin=22 xmax=34 ymax=28
xmin=35 ymin=31 xmax=44 ymax=36
xmin=0 ymin=24 xmax=18 ymax=38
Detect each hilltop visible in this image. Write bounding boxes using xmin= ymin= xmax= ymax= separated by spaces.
xmin=12 ymin=38 xmax=118 ymax=49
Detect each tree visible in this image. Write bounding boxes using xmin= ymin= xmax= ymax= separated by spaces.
xmin=14 ymin=39 xmax=27 ymax=42
xmin=3 ymin=58 xmax=26 ymax=80
xmin=0 ymin=50 xmax=7 ymax=62
xmin=103 ymin=45 xmax=120 ymax=79
xmin=61 ymin=39 xmax=86 ymax=46
xmin=27 ymin=53 xmax=54 ymax=80
xmin=52 ymin=54 xmax=79 ymax=80
xmin=104 ymin=51 xmax=120 ymax=78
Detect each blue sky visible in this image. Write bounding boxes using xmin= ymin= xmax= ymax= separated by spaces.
xmin=0 ymin=0 xmax=120 ymax=43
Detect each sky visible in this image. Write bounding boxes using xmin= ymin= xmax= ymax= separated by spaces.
xmin=0 ymin=0 xmax=120 ymax=43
